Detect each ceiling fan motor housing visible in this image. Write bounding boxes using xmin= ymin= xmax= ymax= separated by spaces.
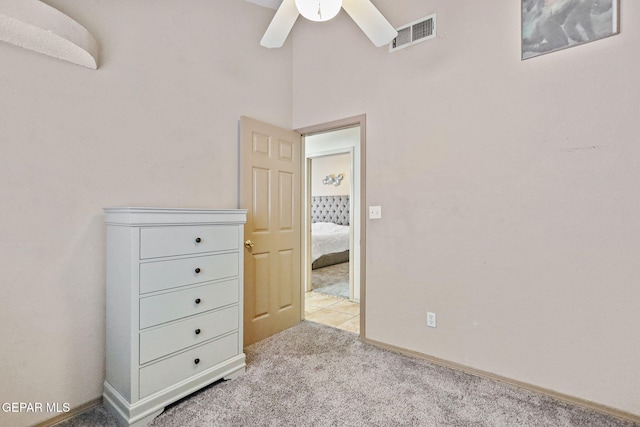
xmin=295 ymin=0 xmax=342 ymax=22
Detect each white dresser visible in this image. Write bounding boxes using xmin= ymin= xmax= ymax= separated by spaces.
xmin=103 ymin=207 xmax=247 ymax=427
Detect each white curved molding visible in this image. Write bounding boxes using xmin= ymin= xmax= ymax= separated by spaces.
xmin=0 ymin=0 xmax=98 ymax=69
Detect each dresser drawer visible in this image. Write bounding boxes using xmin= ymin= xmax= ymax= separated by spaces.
xmin=139 ymin=279 xmax=239 ymax=329
xmin=139 ymin=332 xmax=238 ymax=398
xmin=140 ymin=225 xmax=239 ymax=259
xmin=139 ymin=252 xmax=238 ymax=294
xmin=139 ymin=306 xmax=238 ymax=364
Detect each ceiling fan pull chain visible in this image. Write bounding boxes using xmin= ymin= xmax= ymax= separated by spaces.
xmin=318 ymin=1 xmax=322 ymax=19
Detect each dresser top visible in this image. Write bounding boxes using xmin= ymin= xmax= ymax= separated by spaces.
xmin=104 ymin=207 xmax=247 ymax=226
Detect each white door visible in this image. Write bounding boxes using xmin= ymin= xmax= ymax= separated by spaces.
xmin=239 ymin=116 xmax=302 ymax=346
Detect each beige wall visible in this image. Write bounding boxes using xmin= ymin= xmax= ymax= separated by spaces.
xmin=2 ymin=0 xmax=639 ymax=424
xmin=311 ymin=154 xmax=351 ymax=197
xmin=0 ymin=1 xmax=292 ymax=426
xmin=292 ymin=0 xmax=640 ymax=417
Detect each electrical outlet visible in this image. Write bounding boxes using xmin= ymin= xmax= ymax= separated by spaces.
xmin=427 ymin=312 xmax=437 ymax=328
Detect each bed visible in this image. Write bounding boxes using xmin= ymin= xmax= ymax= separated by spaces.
xmin=311 ymin=195 xmax=350 ymax=270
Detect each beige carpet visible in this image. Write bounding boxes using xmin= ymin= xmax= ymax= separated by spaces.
xmin=58 ymin=321 xmax=637 ymax=427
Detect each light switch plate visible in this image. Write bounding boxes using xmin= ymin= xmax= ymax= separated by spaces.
xmin=369 ymin=206 xmax=382 ymax=219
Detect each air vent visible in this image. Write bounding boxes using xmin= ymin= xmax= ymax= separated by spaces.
xmin=389 ymin=14 xmax=436 ymax=53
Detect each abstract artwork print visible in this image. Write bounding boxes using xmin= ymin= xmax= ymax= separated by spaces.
xmin=522 ymin=0 xmax=619 ymax=59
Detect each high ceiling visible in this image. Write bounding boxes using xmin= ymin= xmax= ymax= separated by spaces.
xmin=245 ymin=0 xmax=281 ymax=10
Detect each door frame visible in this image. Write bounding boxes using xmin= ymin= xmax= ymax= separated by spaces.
xmin=296 ymin=114 xmax=367 ymax=341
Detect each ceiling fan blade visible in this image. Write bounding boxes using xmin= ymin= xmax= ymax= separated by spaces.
xmin=341 ymin=0 xmax=397 ymax=47
xmin=260 ymin=0 xmax=300 ymax=48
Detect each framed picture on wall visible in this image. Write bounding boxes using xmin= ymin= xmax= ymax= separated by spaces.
xmin=522 ymin=0 xmax=620 ymax=59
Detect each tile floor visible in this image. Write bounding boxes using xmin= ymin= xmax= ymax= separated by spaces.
xmin=304 ymin=292 xmax=360 ymax=334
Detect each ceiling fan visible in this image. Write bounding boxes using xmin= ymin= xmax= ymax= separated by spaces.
xmin=261 ymin=0 xmax=397 ymax=48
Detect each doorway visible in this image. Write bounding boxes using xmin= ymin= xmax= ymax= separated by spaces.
xmin=240 ymin=115 xmax=366 ymax=345
xmin=301 ymin=125 xmax=363 ymax=335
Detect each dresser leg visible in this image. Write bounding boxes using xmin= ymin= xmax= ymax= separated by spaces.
xmin=129 ymin=408 xmax=164 ymax=427
xmin=223 ymin=367 xmax=245 ymax=381
xmin=104 ymin=390 xmax=163 ymax=427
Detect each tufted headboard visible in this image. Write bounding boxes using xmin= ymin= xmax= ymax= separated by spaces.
xmin=311 ymin=195 xmax=350 ymax=226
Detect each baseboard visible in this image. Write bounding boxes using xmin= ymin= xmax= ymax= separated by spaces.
xmin=31 ymin=397 xmax=103 ymax=427
xmin=365 ymin=338 xmax=640 ymax=425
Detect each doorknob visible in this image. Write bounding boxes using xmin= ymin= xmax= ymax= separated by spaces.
xmin=244 ymin=240 xmax=255 ymax=250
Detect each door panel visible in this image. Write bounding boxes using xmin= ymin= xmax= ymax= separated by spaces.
xmin=278 ymin=249 xmax=294 ymax=309
xmin=251 ymin=252 xmax=270 ymax=318
xmin=253 ymin=168 xmax=270 ymax=231
xmin=279 ymin=171 xmax=294 ymax=229
xmin=240 ymin=116 xmax=302 ymax=346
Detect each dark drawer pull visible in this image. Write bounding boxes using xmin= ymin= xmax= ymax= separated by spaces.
xmin=194 ymin=268 xmax=201 ymax=274
xmin=195 ymin=328 xmax=201 ymax=335
xmin=194 ymin=358 xmax=200 ymax=365
xmin=195 ymin=298 xmax=201 ymax=304
xmin=195 ymin=237 xmax=202 ymax=243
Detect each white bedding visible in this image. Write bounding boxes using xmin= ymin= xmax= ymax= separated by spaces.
xmin=311 ymin=222 xmax=350 ymax=263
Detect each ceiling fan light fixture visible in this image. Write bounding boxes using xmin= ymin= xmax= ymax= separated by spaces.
xmin=260 ymin=0 xmax=397 ymax=49
xmin=295 ymin=0 xmax=342 ymax=22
